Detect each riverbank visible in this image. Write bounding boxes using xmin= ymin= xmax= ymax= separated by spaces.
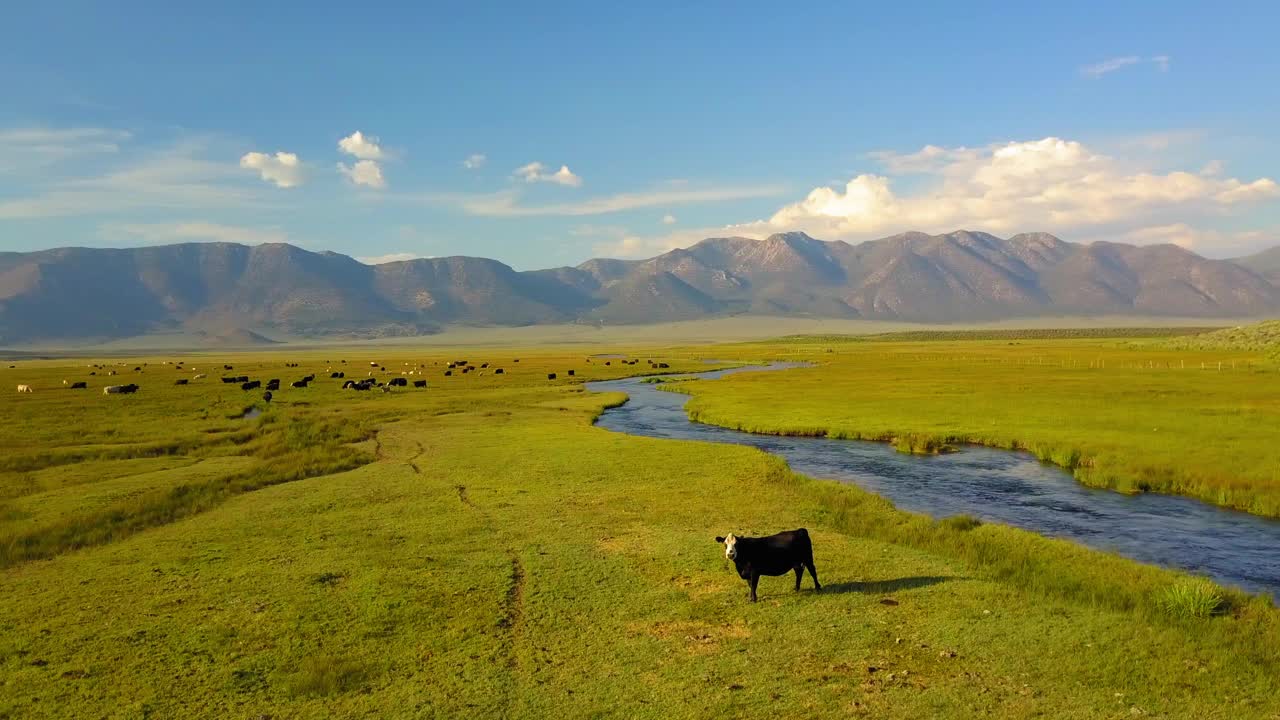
xmin=675 ymin=337 xmax=1280 ymax=519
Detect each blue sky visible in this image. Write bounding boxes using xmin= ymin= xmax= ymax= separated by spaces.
xmin=2 ymin=1 xmax=1278 ymax=268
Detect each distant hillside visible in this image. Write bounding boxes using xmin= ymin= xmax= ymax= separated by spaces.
xmin=2 ymin=231 xmax=1279 ymax=345
xmin=1165 ymin=320 xmax=1280 ymax=355
xmin=1233 ymin=247 xmax=1280 ymax=283
xmin=200 ymin=328 xmax=281 ymax=346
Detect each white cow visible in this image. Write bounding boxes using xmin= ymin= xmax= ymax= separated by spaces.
xmin=16 ymin=384 xmax=32 ymax=393
xmin=193 ymin=373 xmax=207 ymax=380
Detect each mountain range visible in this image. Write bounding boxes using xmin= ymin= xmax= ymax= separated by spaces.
xmin=1 ymin=230 xmax=1278 ymax=344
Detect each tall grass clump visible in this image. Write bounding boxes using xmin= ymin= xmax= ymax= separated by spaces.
xmin=941 ymin=514 xmax=983 ymax=532
xmin=1157 ymin=580 xmax=1226 ymax=620
xmin=892 ymin=433 xmax=955 ymax=455
xmin=286 ymin=655 xmax=369 ymax=698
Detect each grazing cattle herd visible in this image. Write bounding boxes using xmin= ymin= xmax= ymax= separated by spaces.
xmin=9 ymin=355 xmax=678 ymax=406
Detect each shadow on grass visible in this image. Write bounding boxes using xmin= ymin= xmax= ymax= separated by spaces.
xmin=819 ymin=575 xmax=958 ymax=595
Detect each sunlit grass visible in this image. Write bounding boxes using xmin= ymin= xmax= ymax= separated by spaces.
xmin=0 ymin=340 xmax=1277 ymax=717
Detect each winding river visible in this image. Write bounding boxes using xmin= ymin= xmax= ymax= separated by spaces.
xmin=588 ymin=363 xmax=1280 ymax=596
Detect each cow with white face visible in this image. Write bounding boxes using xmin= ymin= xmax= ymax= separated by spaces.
xmin=721 ymin=533 xmax=739 ymax=560
xmin=714 ymin=528 xmax=821 ymax=602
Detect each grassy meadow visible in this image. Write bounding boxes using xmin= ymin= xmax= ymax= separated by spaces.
xmin=685 ymin=333 xmax=1280 ymax=517
xmin=1 ymin=335 xmax=1279 ymax=718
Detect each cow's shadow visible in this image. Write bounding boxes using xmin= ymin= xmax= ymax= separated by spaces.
xmin=817 ymin=575 xmax=957 ymax=595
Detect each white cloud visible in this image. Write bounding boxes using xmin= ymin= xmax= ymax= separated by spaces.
xmin=357 ymin=252 xmax=432 ymax=264
xmin=239 ymin=151 xmax=304 ymax=188
xmin=337 ymin=131 xmax=385 ymax=160
xmin=581 ymin=224 xmax=735 ymax=259
xmin=1081 ymin=55 xmax=1171 ymax=78
xmin=0 ymin=127 xmax=131 ymax=170
xmin=1113 ymin=223 xmax=1276 ymax=256
xmin=514 ymin=161 xmax=582 ymax=187
xmin=0 ymin=136 xmax=260 ymax=219
xmin=334 ymin=132 xmax=388 ymax=189
xmin=764 ymin=137 xmax=1279 ymax=249
xmin=338 ymin=159 xmax=386 ymax=189
xmin=868 ymin=144 xmax=980 ymax=175
xmin=420 ymin=184 xmax=783 ymax=217
xmin=102 ymin=221 xmax=288 ymax=245
xmin=662 ymin=214 xmax=677 ymax=225
xmin=463 ymin=153 xmax=486 ymax=169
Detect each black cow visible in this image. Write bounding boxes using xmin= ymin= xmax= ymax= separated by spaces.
xmin=236 ymin=375 xmax=249 ymax=383
xmin=444 ymin=370 xmax=452 ymax=376
xmin=174 ymin=379 xmax=189 ymax=386
xmin=714 ymin=529 xmax=821 ymax=602
xmin=389 ymin=377 xmax=407 ymax=387
xmin=567 ymin=369 xmax=575 ymax=376
xmin=658 ymin=363 xmax=670 ymax=369
xmin=266 ymin=379 xmax=280 ymax=391
xmin=69 ymin=381 xmax=87 ymax=389
xmin=241 ymin=380 xmax=261 ymax=391
xmin=262 ymin=391 xmax=273 ymax=402
xmin=547 ymin=373 xmax=557 ymax=380
xmin=303 ymin=374 xmax=315 ymax=382
xmin=604 ymin=361 xmax=611 ymax=366
xmin=221 ymin=377 xmax=238 ymax=384
xmin=494 ymin=369 xmax=504 ymax=375
xmin=224 ymin=365 xmax=234 ymax=370
xmin=330 ymin=372 xmax=344 ymax=379
xmin=291 ymin=380 xmax=308 ymax=389
xmin=413 ymin=380 xmax=427 ymax=388
xmin=480 ymin=363 xmax=489 ymax=368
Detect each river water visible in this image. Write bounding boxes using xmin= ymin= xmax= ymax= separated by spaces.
xmin=587 ymin=363 xmax=1280 ymax=596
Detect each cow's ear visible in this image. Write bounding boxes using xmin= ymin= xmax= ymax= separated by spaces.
xmin=714 ymin=536 xmax=725 ymax=544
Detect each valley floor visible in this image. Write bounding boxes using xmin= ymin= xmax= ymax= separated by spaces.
xmin=1 ymin=338 xmax=1278 ymax=718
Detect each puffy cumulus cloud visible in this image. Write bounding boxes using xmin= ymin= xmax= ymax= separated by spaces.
xmin=337 ymin=131 xmax=385 ymax=160
xmin=462 ymin=153 xmax=486 ymax=169
xmin=338 ymin=159 xmax=386 ymax=189
xmin=239 ymin=151 xmax=304 ymax=188
xmin=514 ymin=161 xmax=582 ymax=187
xmin=764 ymin=137 xmax=1279 ymax=249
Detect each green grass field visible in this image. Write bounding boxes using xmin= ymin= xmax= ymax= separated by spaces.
xmin=2 ymin=336 xmax=1279 ymax=718
xmin=684 ymin=335 xmax=1280 ymax=517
